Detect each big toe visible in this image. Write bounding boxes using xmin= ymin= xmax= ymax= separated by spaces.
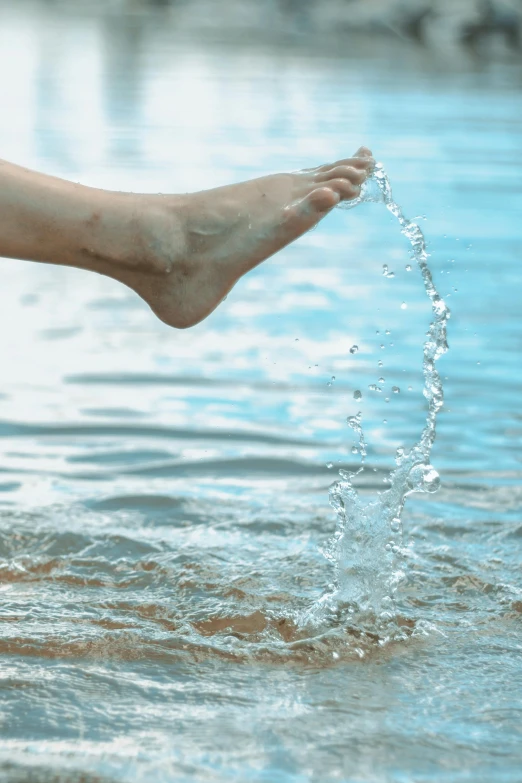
xmin=302 ymin=186 xmax=341 ymax=214
xmin=282 ymin=187 xmax=339 ymax=233
xmin=354 ymin=146 xmax=373 ymax=158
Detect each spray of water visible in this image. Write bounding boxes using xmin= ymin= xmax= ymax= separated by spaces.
xmin=304 ymin=164 xmax=450 ymax=638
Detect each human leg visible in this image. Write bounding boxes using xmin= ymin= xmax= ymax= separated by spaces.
xmin=0 ymin=148 xmax=373 ymax=328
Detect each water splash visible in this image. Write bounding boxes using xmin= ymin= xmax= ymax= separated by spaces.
xmin=304 ymin=164 xmax=450 ymax=638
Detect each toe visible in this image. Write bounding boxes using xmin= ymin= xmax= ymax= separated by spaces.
xmin=306 ymin=186 xmax=341 ymax=212
xmin=318 ymin=154 xmax=375 ymax=174
xmin=286 ymin=187 xmax=340 ymax=224
xmin=316 ymin=165 xmax=368 ymax=185
xmin=354 ymin=146 xmax=373 ymax=158
xmin=327 ymin=178 xmax=361 ymax=201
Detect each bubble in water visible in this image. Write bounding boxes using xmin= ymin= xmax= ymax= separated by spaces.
xmin=392 ymin=386 xmax=400 ymax=394
xmin=406 ymin=264 xmax=412 ymax=272
xmin=350 ymin=345 xmax=359 ymax=355
xmin=378 ymin=360 xmax=383 ymax=367
xmin=401 ymin=302 xmax=408 ymax=310
xmin=327 ymin=376 xmax=336 ymax=387
xmin=351 ymin=446 xmax=359 ymax=455
xmin=368 ymin=384 xmax=382 ymax=392
xmin=390 ymin=517 xmax=401 ymax=532
xmin=379 ymin=377 xmax=385 ymax=384
xmin=407 ymin=463 xmax=441 ymax=494
xmin=326 ymin=462 xmax=334 ymax=469
xmin=353 ymin=390 xmax=362 ymax=400
xmin=382 ymin=265 xmax=388 ymax=275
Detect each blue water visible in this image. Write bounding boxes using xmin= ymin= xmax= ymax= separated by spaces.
xmin=0 ymin=3 xmax=522 ymax=781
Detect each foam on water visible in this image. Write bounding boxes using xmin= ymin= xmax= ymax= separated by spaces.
xmin=303 ymin=165 xmax=450 ymax=639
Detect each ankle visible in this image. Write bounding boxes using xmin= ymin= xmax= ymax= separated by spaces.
xmin=77 ymin=192 xmax=184 ymax=278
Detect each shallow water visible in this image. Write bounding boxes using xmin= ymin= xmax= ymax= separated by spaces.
xmin=1 ymin=4 xmax=522 ymax=782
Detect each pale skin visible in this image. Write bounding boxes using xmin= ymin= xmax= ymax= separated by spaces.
xmin=0 ymin=146 xmax=373 ymax=328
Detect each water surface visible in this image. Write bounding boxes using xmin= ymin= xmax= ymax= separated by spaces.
xmin=0 ymin=4 xmax=522 ymax=782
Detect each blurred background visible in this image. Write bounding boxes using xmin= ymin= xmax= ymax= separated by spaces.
xmin=0 ymin=1 xmax=522 ymax=782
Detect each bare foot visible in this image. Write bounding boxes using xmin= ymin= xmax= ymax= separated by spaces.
xmin=103 ymin=147 xmax=374 ymax=328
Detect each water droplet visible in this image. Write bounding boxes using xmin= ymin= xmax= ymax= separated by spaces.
xmin=378 ymin=360 xmax=383 ymax=367
xmin=386 ymin=272 xmax=395 ymax=279
xmin=390 ymin=517 xmax=401 ymax=532
xmin=407 ymin=463 xmax=441 ymax=494
xmin=392 ymin=386 xmax=400 ymax=394
xmin=406 ymin=264 xmax=412 ymax=272
xmin=408 ymin=386 xmax=413 ymax=391
xmin=385 ymin=330 xmax=391 ymax=335
xmin=401 ymin=302 xmax=407 ymax=310
xmin=351 ymin=446 xmax=359 ymax=455
xmin=349 ymin=345 xmax=359 ymax=355
xmin=326 ymin=462 xmax=333 ymax=469
xmin=353 ymin=390 xmax=362 ymax=400
xmin=380 ymin=344 xmax=385 ymax=350
xmin=378 ymin=377 xmax=385 ymax=384
xmin=383 ymin=419 xmax=387 ymax=424
xmin=385 ymin=397 xmax=390 ymax=403
xmin=368 ymin=384 xmax=382 ymax=392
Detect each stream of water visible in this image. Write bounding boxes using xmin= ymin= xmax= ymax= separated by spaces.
xmin=304 ymin=166 xmax=450 ymax=641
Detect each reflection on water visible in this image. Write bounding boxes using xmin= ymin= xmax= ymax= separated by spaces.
xmin=1 ymin=2 xmax=522 ymax=782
